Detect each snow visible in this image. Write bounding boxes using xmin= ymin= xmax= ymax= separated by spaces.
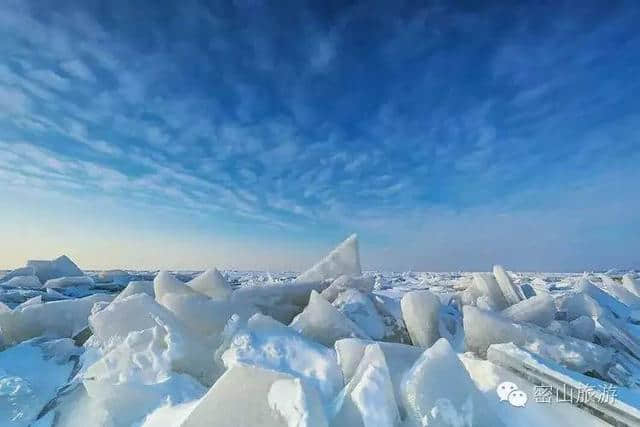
xmin=295 ymin=234 xmax=361 ymax=284
xmin=82 ymin=322 xmax=206 ymax=425
xmin=222 ymin=313 xmax=344 ymax=402
xmin=88 ymin=293 xmax=218 ymax=385
xmin=187 ymin=268 xmax=233 ymax=300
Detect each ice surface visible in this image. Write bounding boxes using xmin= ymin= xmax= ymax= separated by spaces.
xmin=598 ymin=274 xmax=640 ymax=307
xmin=493 ymin=265 xmax=522 ymax=306
xmin=623 ymin=274 xmax=640 ymax=297
xmin=332 ymin=289 xmax=386 ymax=340
xmin=335 ymin=338 xmax=422 ymax=420
xmin=182 ymin=366 xmax=321 ymax=427
xmin=232 ymin=281 xmax=325 ymax=323
xmin=501 ymin=293 xmax=555 ymax=327
xmin=95 ymin=270 xmax=130 ymax=284
xmin=488 ymin=343 xmax=640 ymax=427
xmin=576 ymin=276 xmax=630 ymax=319
xmin=83 ymin=322 xmax=206 ymax=426
xmin=46 ymin=287 xmax=70 ymax=300
xmin=370 ymin=294 xmax=410 ymax=343
xmin=43 ymin=275 xmax=94 ymax=288
xmin=113 ymin=280 xmax=154 ymax=303
xmin=0 ymin=275 xmax=41 ymax=288
xmin=557 ymin=292 xmax=605 ymax=321
xmin=400 ymin=290 xmax=441 ymax=347
xmin=569 ymin=315 xmax=596 ymax=341
xmin=546 ymin=320 xmax=571 ymax=336
xmin=3 ymin=251 xmax=640 ymax=427
xmin=153 ymin=271 xmax=200 ymax=304
xmin=0 ymin=300 xmax=10 ymax=313
xmin=401 ymin=338 xmax=504 ymax=427
xmin=0 ymin=338 xmax=79 ymax=426
xmin=473 ymin=272 xmax=509 ymax=310
xmin=268 ymin=377 xmax=329 ymax=427
xmin=15 ymin=295 xmax=42 ymax=310
xmin=295 ymin=234 xmax=361 ymax=284
xmin=463 ymin=305 xmax=613 ymax=375
xmin=222 ymin=313 xmax=344 ymax=402
xmin=140 ymin=400 xmax=200 ymax=427
xmin=0 ymin=266 xmax=35 ymax=283
xmin=88 ymin=293 xmax=218 ymax=385
xmin=27 ymin=255 xmax=84 ymax=283
xmin=290 ymin=290 xmax=370 ymax=346
xmin=187 ymin=268 xmax=233 ymax=300
xmin=332 ymin=343 xmax=399 ymax=427
xmin=160 ymin=292 xmax=257 ymax=345
xmin=0 ymin=294 xmax=112 ymax=348
xmin=321 ymin=275 xmax=374 ymax=303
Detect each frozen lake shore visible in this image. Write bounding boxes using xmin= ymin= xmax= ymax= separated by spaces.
xmin=1 ymin=235 xmax=639 ymax=426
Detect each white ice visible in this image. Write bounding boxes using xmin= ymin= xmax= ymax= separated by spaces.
xmin=332 ymin=289 xmax=386 ymax=340
xmin=187 ymin=268 xmax=233 ymax=300
xmin=27 ymin=255 xmax=84 ymax=283
xmin=473 ymin=272 xmax=509 ymax=310
xmin=400 ymin=290 xmax=441 ymax=347
xmin=401 ymin=338 xmax=504 ymax=427
xmin=332 ymin=343 xmax=399 ymax=427
xmin=295 ymin=234 xmax=361 ymax=284
xmin=290 ymin=290 xmax=370 ymax=347
xmin=222 ymin=313 xmax=344 ymax=402
xmin=501 ymin=293 xmax=556 ymax=327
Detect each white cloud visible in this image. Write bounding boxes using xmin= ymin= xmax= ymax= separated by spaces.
xmin=0 ymin=84 xmax=31 ymax=114
xmin=60 ymin=59 xmax=96 ymax=82
xmin=28 ymin=69 xmax=70 ymax=91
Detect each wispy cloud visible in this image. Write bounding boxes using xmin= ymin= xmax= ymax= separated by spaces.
xmin=0 ymin=0 xmax=639 ymax=269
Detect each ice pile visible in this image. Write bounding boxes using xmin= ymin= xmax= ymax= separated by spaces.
xmin=1 ymin=235 xmax=640 ymax=426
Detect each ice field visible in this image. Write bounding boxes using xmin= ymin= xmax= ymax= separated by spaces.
xmin=1 ymin=235 xmax=640 ymax=426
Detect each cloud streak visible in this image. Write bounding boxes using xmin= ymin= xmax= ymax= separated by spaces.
xmin=1 ymin=0 xmax=639 ymax=269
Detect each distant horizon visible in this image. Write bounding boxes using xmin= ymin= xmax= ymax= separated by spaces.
xmin=1 ymin=243 xmax=637 ymax=274
xmin=2 ymin=1 xmax=639 ymax=272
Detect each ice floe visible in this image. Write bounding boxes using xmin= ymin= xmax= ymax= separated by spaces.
xmin=1 ymin=237 xmax=639 ymax=427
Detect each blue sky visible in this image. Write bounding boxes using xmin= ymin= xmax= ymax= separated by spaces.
xmin=1 ymin=0 xmax=639 ymax=271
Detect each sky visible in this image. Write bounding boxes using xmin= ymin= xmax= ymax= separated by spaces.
xmin=1 ymin=0 xmax=639 ymax=272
